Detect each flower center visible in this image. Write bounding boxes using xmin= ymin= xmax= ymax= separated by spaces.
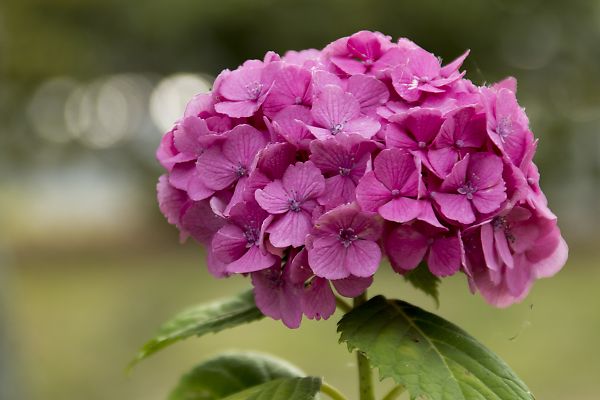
xmin=455 ymin=139 xmax=465 ymax=148
xmin=338 ymin=228 xmax=358 ymax=248
xmin=457 ymin=181 xmax=478 ymax=200
xmin=492 ymin=216 xmax=515 ymax=243
xmin=417 ymin=141 xmax=427 ymax=149
xmin=243 ymin=226 xmax=260 ymax=247
xmin=245 ymin=82 xmax=263 ymax=100
xmin=391 ymin=189 xmax=401 ymax=198
xmin=235 ymin=164 xmax=248 ymax=178
xmin=330 ymin=123 xmax=344 ymax=135
xmin=339 ymin=166 xmax=352 ymax=176
xmin=294 ymin=96 xmax=303 ymax=105
xmin=288 ymin=198 xmax=301 ymax=212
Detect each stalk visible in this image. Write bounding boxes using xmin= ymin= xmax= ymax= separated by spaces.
xmin=353 ymin=292 xmax=375 ymax=400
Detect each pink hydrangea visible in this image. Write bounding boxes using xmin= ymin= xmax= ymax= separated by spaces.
xmin=156 ymin=31 xmax=568 ymax=327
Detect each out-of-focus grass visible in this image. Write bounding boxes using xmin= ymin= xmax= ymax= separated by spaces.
xmin=7 ymin=244 xmax=599 ymax=400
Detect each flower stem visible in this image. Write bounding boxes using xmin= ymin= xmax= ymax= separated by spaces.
xmin=335 ymin=296 xmax=352 ymax=313
xmin=320 ymin=382 xmax=348 ymax=400
xmin=381 ymin=385 xmax=406 ymax=400
xmin=353 ymin=293 xmax=375 ymax=400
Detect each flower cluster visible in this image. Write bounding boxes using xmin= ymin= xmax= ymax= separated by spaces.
xmin=157 ymin=31 xmax=567 ymax=327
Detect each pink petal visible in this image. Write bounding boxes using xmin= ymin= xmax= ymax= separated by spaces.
xmin=432 ymin=192 xmax=475 ymax=224
xmin=214 ymin=100 xmax=259 ymax=118
xmin=180 ymin=200 xmax=225 ymax=245
xmin=428 ymin=236 xmax=462 ymax=277
xmin=255 ymin=180 xmax=291 ymax=214
xmin=157 ymin=175 xmax=187 ymax=226
xmin=345 ymin=240 xmax=382 ymax=277
xmin=355 ymin=172 xmax=392 ymax=212
xmin=332 ymin=276 xmax=373 ymax=298
xmin=468 ymin=153 xmax=504 ymax=189
xmin=330 ymin=56 xmax=367 ymax=75
xmin=378 ymin=197 xmax=422 ymax=223
xmin=301 ymin=278 xmax=336 ymax=320
xmin=309 ymin=236 xmax=350 ymax=280
xmin=211 ymin=224 xmax=248 ymax=264
xmin=472 ymin=181 xmax=506 ymax=215
xmin=440 ymin=49 xmax=470 ymax=77
xmin=440 ymin=154 xmax=469 ymax=192
xmin=384 ymin=225 xmax=428 ymax=273
xmin=481 ymin=223 xmax=502 ymax=272
xmin=347 ymin=74 xmax=389 ymax=110
xmin=196 ymin=147 xmax=237 ymax=191
xmin=428 ymin=147 xmax=458 ymax=178
xmin=267 ymin=210 xmax=313 ymax=248
xmin=343 ymin=117 xmax=381 ymax=138
xmin=311 ymin=85 xmax=360 ymax=128
xmin=282 ymin=161 xmax=326 ymax=201
xmin=226 ymin=245 xmax=277 ymax=273
xmin=223 ymin=124 xmax=268 ymax=166
xmin=373 ymin=149 xmax=418 ymax=195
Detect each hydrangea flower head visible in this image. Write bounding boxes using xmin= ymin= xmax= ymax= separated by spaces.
xmin=156 ymin=31 xmax=568 ymax=326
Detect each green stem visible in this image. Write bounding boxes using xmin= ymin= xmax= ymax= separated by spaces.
xmin=335 ymin=296 xmax=352 ymax=313
xmin=320 ymin=382 xmax=348 ymax=400
xmin=353 ymin=293 xmax=375 ymax=400
xmin=381 ymin=385 xmax=406 ymax=400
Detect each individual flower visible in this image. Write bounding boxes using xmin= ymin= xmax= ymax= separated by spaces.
xmin=262 ymin=64 xmax=312 ymax=117
xmin=465 ymin=205 xmax=568 ymax=307
xmin=391 ymin=43 xmax=469 ymax=102
xmin=384 ymin=223 xmax=462 ymax=277
xmin=196 ymin=124 xmax=268 ymax=193
xmin=482 ymin=87 xmax=534 ymax=167
xmin=214 ymin=59 xmax=279 ymax=118
xmin=211 ymin=200 xmax=276 ymax=274
xmin=356 ymin=149 xmax=439 ymax=225
xmin=310 ymin=135 xmax=376 ymax=207
xmin=384 ymin=107 xmax=444 ymax=170
xmin=324 ymin=30 xmax=394 ymax=75
xmin=428 ymin=106 xmax=487 ymax=178
xmin=255 ymin=161 xmax=325 ymax=247
xmin=431 ymin=153 xmax=506 ymax=225
xmin=307 ymin=203 xmax=383 ymax=279
xmin=305 ymin=85 xmax=380 ymax=140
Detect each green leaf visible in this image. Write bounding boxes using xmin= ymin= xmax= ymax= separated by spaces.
xmin=338 ymin=296 xmax=534 ymax=400
xmin=130 ymin=290 xmax=263 ymax=367
xmin=168 ymin=352 xmax=313 ymax=400
xmin=403 ymin=262 xmax=441 ymax=307
xmin=221 ymin=377 xmax=321 ymax=400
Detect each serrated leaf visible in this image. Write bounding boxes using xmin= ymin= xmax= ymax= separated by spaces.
xmin=221 ymin=377 xmax=321 ymax=400
xmin=403 ymin=263 xmax=441 ymax=306
xmin=131 ymin=290 xmax=263 ymax=367
xmin=168 ymin=352 xmax=306 ymax=400
xmin=338 ymin=296 xmax=534 ymax=400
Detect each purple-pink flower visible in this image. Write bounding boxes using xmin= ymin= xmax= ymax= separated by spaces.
xmin=155 ymin=30 xmax=567 ymax=326
xmin=255 ymin=161 xmax=325 ymax=248
xmin=307 ymin=204 xmax=383 ymax=280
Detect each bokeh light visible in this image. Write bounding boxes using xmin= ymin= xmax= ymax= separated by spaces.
xmin=149 ymin=73 xmax=212 ymax=133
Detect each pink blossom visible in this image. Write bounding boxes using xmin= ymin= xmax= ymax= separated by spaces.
xmin=356 ymin=149 xmax=434 ymax=224
xmin=306 ymin=85 xmax=380 ymax=139
xmin=310 ymin=135 xmax=376 ymax=207
xmin=211 ymin=201 xmax=277 ymax=274
xmin=465 ymin=205 xmax=568 ymax=307
xmin=196 ymin=124 xmax=267 ymax=192
xmin=255 ymin=161 xmax=325 ymax=247
xmin=431 ymin=153 xmax=507 ymax=225
xmin=262 ymin=64 xmax=312 ymax=117
xmin=428 ymin=106 xmax=487 ymax=178
xmin=384 ymin=223 xmax=462 ymax=277
xmin=308 ymin=203 xmax=383 ymax=279
xmin=324 ymin=31 xmax=394 ymax=76
xmin=214 ymin=60 xmax=279 ymax=118
xmin=391 ymin=43 xmax=468 ymax=103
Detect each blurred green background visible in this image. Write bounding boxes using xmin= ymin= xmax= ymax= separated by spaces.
xmin=1 ymin=0 xmax=599 ymax=399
